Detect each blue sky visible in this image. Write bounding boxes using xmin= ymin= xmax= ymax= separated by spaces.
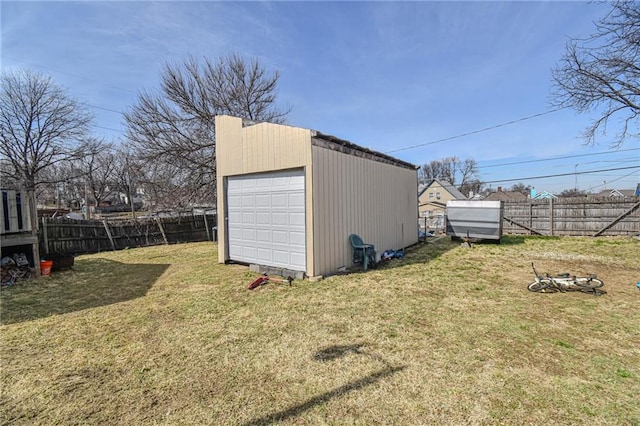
xmin=2 ymin=1 xmax=638 ymax=193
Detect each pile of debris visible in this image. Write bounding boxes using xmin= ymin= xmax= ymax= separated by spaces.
xmin=1 ymin=254 xmax=31 ymax=286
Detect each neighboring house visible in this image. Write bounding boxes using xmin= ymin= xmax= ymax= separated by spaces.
xmin=95 ymin=190 xmax=144 ymax=214
xmin=418 ymin=179 xmax=466 ymax=219
xmin=595 ymin=188 xmax=637 ymax=198
xmin=483 ymin=187 xmax=528 ymax=202
xmin=215 ymin=115 xmax=419 ymax=279
xmin=532 ymin=191 xmax=557 ymax=200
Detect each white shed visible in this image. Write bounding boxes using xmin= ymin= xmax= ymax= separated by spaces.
xmin=215 ymin=115 xmax=418 ymax=279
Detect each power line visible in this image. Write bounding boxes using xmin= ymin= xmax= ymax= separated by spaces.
xmin=95 ymin=125 xmax=126 ymax=133
xmin=386 ymin=107 xmax=567 ymax=154
xmin=479 ymin=147 xmax=640 ymax=169
xmin=85 ymin=103 xmax=124 ymax=115
xmin=481 ymin=165 xmax=640 ymax=184
xmin=3 ymin=57 xmax=131 ymax=134
xmin=585 ymin=169 xmax=639 ymax=192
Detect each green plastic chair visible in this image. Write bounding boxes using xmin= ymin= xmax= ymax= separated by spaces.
xmin=349 ymin=234 xmax=376 ymax=271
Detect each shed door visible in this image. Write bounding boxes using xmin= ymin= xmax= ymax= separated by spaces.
xmin=227 ymin=169 xmax=306 ymax=271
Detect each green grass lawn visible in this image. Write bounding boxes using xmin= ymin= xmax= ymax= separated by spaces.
xmin=1 ymin=236 xmax=639 ymax=425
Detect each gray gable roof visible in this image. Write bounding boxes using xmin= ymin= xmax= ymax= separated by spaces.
xmin=418 ymin=179 xmax=466 ymax=199
xmin=484 ymin=191 xmax=527 ymax=201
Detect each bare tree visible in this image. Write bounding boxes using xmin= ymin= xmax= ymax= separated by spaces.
xmin=551 ymin=1 xmax=640 ymax=147
xmin=76 ymin=138 xmax=118 ymax=215
xmin=28 ymin=139 xmax=116 ymax=217
xmin=418 ymin=156 xmax=458 ymax=185
xmin=418 ymin=157 xmax=481 ymax=196
xmin=559 ymin=188 xmax=587 ymax=198
xmin=137 ymin=161 xmax=216 ymax=212
xmin=0 ymin=69 xmax=93 ymax=191
xmin=459 ymin=179 xmax=483 ymax=198
xmin=124 ymin=54 xmax=289 ymax=209
xmin=509 ymin=183 xmax=532 ymax=196
xmin=458 ymin=158 xmax=480 ymax=190
xmin=111 ymin=147 xmax=144 ymax=217
xmin=44 ymin=162 xmax=84 ymax=210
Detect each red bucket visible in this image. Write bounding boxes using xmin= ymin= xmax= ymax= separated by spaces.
xmin=40 ymin=260 xmax=53 ymax=277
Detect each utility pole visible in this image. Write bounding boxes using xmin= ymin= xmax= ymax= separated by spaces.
xmin=84 ymin=180 xmax=91 ymax=219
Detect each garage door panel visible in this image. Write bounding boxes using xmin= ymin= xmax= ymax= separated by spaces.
xmin=256 ymin=229 xmax=271 ymax=243
xmin=242 ymin=246 xmax=257 ymax=258
xmin=257 ymin=248 xmax=272 ymax=262
xmin=271 ymin=177 xmax=289 ymax=188
xmin=272 ymin=249 xmax=290 ymax=264
xmin=242 ymin=228 xmax=256 ymax=241
xmin=289 ymin=212 xmax=305 ymax=226
xmin=286 ymin=177 xmax=304 ymax=190
xmin=271 ymin=193 xmax=287 ymax=207
xmin=271 ymin=212 xmax=287 ymax=225
xmin=289 ymin=193 xmax=304 ymax=206
xmin=289 ymin=253 xmax=305 ymax=269
xmin=227 ymin=194 xmax=242 ymax=208
xmin=228 ymin=180 xmax=242 ymax=191
xmin=242 ymin=212 xmax=255 ymax=224
xmin=241 ymin=195 xmax=255 ymax=207
xmin=255 ymin=194 xmax=270 ymax=207
xmin=272 ymin=230 xmax=288 ymax=244
xmin=289 ymin=231 xmax=305 ymax=246
xmin=229 ymin=243 xmax=242 ymax=257
xmin=242 ymin=179 xmax=256 ymax=190
xmin=227 ymin=170 xmax=306 ymax=272
xmin=256 ymin=212 xmax=270 ymax=225
xmin=255 ymin=178 xmax=272 ymax=189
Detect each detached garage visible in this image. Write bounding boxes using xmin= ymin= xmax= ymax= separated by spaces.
xmin=216 ymin=115 xmax=418 ymax=279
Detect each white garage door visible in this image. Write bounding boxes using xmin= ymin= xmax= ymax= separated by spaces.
xmin=227 ymin=169 xmax=306 ymax=271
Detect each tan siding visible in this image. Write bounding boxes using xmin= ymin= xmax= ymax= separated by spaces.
xmin=216 ymin=116 xmax=243 ymax=177
xmin=305 ymin=163 xmax=315 ymax=276
xmin=312 ymin=146 xmax=418 ymax=276
xmin=215 ymin=116 xmax=243 ymax=262
xmin=219 ymin=119 xmax=312 ymax=177
xmin=215 ymin=116 xmax=313 ymax=265
xmin=316 ymin=148 xmax=330 ymax=272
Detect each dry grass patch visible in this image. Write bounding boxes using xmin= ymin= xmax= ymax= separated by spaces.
xmin=1 ymin=236 xmax=639 ymax=425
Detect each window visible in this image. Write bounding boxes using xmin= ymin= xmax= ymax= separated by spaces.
xmin=436 ymin=192 xmax=441 ymax=199
xmin=429 ymin=192 xmax=434 ymax=199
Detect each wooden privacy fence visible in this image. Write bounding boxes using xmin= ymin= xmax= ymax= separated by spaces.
xmin=39 ymin=214 xmax=217 ymax=255
xmin=502 ymin=197 xmax=639 ymax=237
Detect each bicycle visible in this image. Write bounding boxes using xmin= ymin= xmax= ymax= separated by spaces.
xmin=527 ymin=263 xmax=605 ymax=295
xmin=1 ymin=267 xmax=32 ymax=287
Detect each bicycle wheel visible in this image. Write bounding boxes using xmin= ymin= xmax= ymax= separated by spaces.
xmin=528 ymin=280 xmax=558 ymax=293
xmin=573 ymin=277 xmax=604 ymax=289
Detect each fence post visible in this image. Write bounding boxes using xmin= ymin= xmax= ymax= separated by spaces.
xmin=549 ymin=198 xmax=554 ymax=236
xmin=203 ymin=214 xmax=210 ymax=241
xmin=102 ymin=218 xmax=116 ymax=250
xmin=42 ymin=217 xmax=49 ymax=254
xmin=155 ymin=217 xmax=169 ymax=245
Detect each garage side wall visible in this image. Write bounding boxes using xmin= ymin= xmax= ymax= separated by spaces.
xmin=312 ymin=146 xmax=418 ymax=276
xmin=215 ymin=116 xmax=314 ymax=270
